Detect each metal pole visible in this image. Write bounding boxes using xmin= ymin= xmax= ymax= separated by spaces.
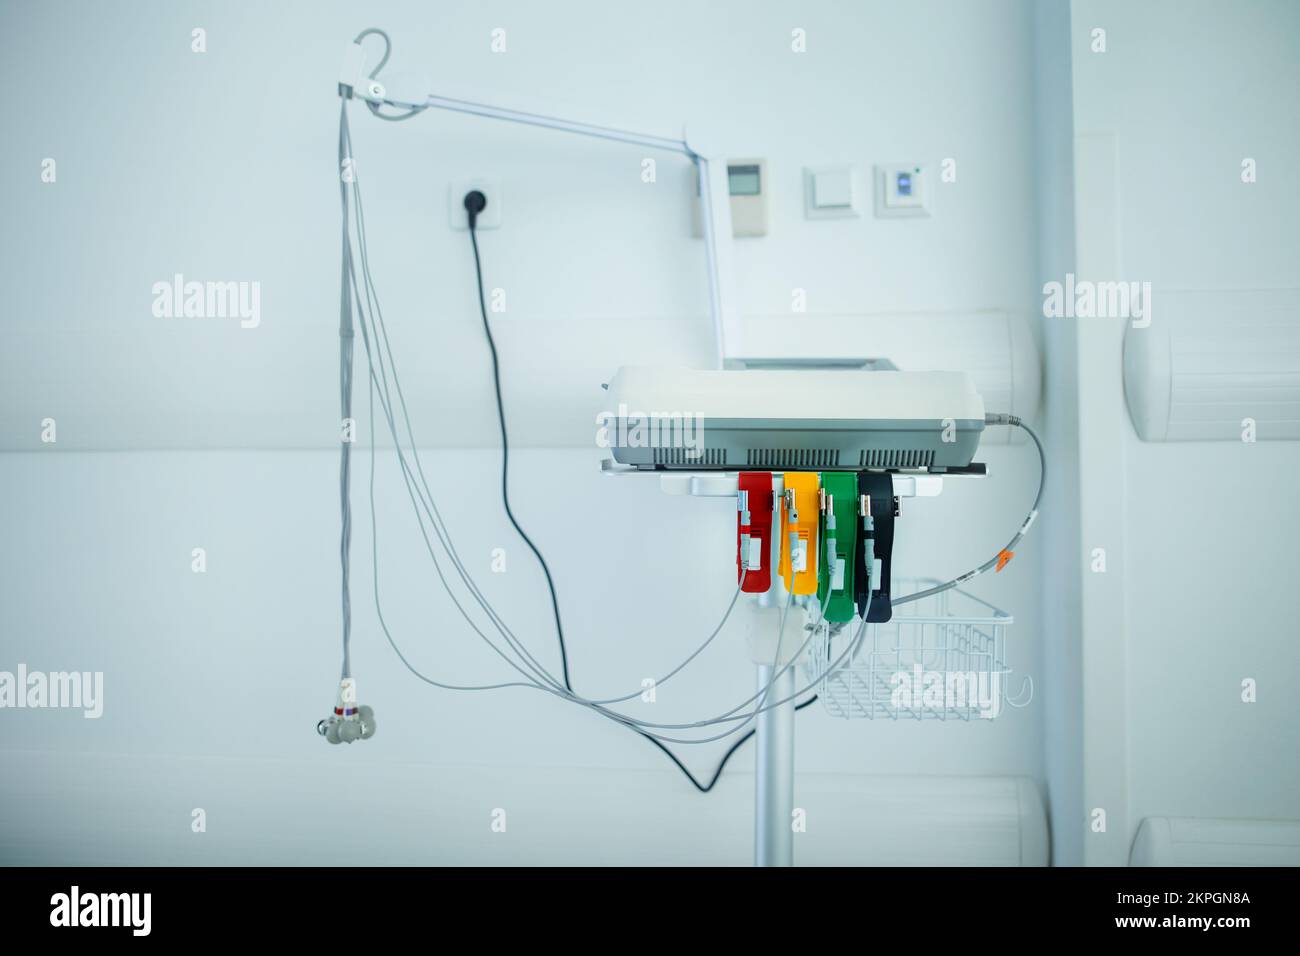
xmin=754 ymin=663 xmax=795 ymax=867
xmin=696 ymin=154 xmax=740 ymax=367
xmin=421 ymin=93 xmax=692 ymax=155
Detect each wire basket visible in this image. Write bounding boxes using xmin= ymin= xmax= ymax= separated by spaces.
xmin=804 ymin=579 xmax=1032 ymax=720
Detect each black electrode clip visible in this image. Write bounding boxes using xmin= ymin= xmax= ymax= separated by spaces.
xmin=855 ymin=472 xmax=897 ymax=622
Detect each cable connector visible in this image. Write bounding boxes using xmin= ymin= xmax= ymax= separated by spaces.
xmin=860 ymin=494 xmax=875 ymax=532
xmin=737 ymin=490 xmax=752 ymax=569
xmin=464 ymin=190 xmax=488 ymax=230
xmin=317 ymin=678 xmax=377 ymax=744
xmin=985 ymin=412 xmax=1022 ymax=427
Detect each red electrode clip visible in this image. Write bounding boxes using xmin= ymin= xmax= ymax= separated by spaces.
xmin=737 ymin=472 xmax=773 ymax=593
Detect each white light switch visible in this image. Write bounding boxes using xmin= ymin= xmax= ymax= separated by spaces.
xmin=804 ymin=165 xmax=862 ymax=219
xmin=814 ymin=169 xmax=852 ymax=208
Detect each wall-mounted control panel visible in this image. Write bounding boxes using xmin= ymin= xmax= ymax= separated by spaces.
xmin=874 ymin=163 xmax=930 ymax=217
xmin=693 ymin=158 xmax=768 ymax=237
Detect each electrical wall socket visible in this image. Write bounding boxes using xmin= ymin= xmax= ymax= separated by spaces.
xmin=448 ymin=180 xmax=502 ymax=230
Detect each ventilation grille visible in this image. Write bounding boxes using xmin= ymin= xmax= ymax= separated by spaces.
xmin=746 ymin=448 xmax=841 ymax=468
xmin=653 ymin=447 xmax=726 ymax=467
xmin=858 ymin=448 xmax=934 ymax=470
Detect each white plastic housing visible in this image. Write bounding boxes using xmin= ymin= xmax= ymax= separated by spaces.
xmin=1123 ymin=290 xmax=1300 ymax=441
xmin=603 ymin=367 xmax=985 ymax=470
xmin=1130 ymin=816 xmax=1300 ymax=866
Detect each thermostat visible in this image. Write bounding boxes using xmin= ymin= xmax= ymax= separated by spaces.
xmin=693 ymin=158 xmax=768 ymax=237
xmin=874 ymin=163 xmax=931 ymax=218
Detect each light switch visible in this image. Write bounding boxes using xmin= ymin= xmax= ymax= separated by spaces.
xmin=804 ymin=165 xmax=862 ymax=219
xmin=814 ymin=169 xmax=852 ymax=208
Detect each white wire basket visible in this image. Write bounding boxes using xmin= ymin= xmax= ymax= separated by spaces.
xmin=804 ymin=578 xmax=1033 ymax=720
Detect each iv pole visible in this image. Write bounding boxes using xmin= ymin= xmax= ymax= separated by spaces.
xmin=338 ymin=39 xmax=804 ymax=864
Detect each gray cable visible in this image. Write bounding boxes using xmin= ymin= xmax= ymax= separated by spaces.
xmin=891 ymin=413 xmax=1045 ymax=607
xmin=347 ymin=126 xmax=573 ymax=692
xmin=337 ymin=100 xmax=355 ymax=681
xmin=347 ymin=134 xmax=570 ymax=690
xmin=340 ymin=106 xmax=536 ymax=693
xmin=343 ymin=145 xmax=781 ymax=726
xmin=354 ymin=229 xmax=748 ymax=702
xmin=345 ymin=176 xmax=974 ymax=735
xmin=333 ymin=90 xmax=829 ymax=743
xmin=335 ymin=100 xmax=1039 ymax=741
xmin=335 ymin=36 xmax=1051 ymax=722
xmin=348 ymin=208 xmax=829 ymax=733
xmin=340 ymin=89 xmax=772 ymax=721
xmin=344 ymin=115 xmax=769 ymax=713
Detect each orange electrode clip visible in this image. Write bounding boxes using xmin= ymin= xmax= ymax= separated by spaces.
xmin=779 ymin=473 xmax=820 ymax=594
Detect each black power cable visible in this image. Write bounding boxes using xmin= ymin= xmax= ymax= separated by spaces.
xmin=462 ymin=189 xmax=817 ymax=792
xmin=464 ymin=190 xmax=572 ymax=691
xmin=641 ymin=695 xmax=820 ymax=793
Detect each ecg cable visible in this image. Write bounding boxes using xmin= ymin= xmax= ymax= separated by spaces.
xmin=349 ymin=200 xmax=831 ymax=738
xmin=344 ymin=127 xmax=801 ymax=734
xmin=344 ymin=152 xmax=1007 ymax=740
xmin=333 ymin=96 xmax=1044 ymax=749
xmin=891 ymin=413 xmax=1045 ymax=608
xmin=341 ymin=101 xmax=798 ymax=726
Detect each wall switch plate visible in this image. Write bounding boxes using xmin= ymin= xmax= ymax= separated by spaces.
xmin=874 ymin=163 xmax=930 ymax=217
xmin=449 ymin=180 xmax=502 ymax=230
xmin=803 ymin=165 xmax=863 ymax=219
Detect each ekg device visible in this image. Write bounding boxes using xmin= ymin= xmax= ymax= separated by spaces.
xmin=603 ymin=367 xmax=986 ymax=472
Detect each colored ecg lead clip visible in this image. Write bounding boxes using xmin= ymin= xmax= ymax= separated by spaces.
xmin=855 ymin=471 xmax=897 ymax=622
xmin=779 ymin=472 xmax=820 ymax=595
xmin=737 ymin=472 xmax=773 ymax=592
xmin=817 ymin=472 xmax=858 ymax=622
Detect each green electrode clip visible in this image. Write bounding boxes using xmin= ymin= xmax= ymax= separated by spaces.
xmin=817 ymin=472 xmax=858 ymax=622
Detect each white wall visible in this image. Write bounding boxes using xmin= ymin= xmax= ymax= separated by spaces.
xmin=0 ymin=0 xmax=1044 ymax=450
xmin=1064 ymin=0 xmax=1300 ymax=864
xmin=0 ymin=0 xmax=1049 ymax=864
